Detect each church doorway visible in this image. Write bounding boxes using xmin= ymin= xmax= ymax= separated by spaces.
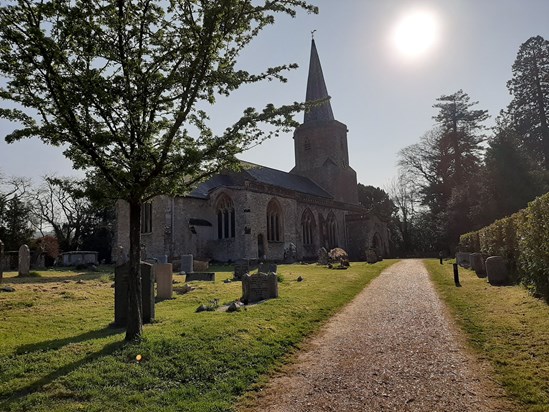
xmin=257 ymin=234 xmax=265 ymax=259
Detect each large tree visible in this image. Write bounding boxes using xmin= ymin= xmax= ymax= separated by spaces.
xmin=507 ymin=36 xmax=549 ymax=169
xmin=0 ymin=0 xmax=316 ymax=340
xmin=399 ymin=90 xmax=488 ymax=250
xmin=0 ymin=174 xmax=34 ymax=251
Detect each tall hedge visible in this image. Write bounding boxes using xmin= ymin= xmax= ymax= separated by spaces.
xmin=459 ymin=192 xmax=549 ymax=302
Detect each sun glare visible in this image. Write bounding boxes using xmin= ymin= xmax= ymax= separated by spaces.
xmin=391 ymin=9 xmax=440 ymax=60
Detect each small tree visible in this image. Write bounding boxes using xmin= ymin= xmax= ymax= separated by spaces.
xmin=0 ymin=0 xmax=317 ymax=340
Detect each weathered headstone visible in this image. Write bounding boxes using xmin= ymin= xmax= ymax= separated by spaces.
xmin=258 ymin=262 xmax=267 ymax=274
xmin=234 ymin=260 xmax=249 ymax=281
xmin=155 ymin=263 xmax=173 ymax=300
xmin=268 ymin=263 xmax=277 ymax=274
xmin=18 ymin=244 xmax=30 ymax=276
xmin=0 ymin=239 xmax=4 ymax=284
xmin=318 ymin=247 xmax=329 ymax=265
xmin=186 ymin=272 xmax=215 ymax=282
xmin=181 ymin=254 xmax=193 ymax=274
xmin=116 ymin=245 xmax=128 ymax=266
xmin=193 ymin=259 xmax=209 ymax=272
xmin=456 ymin=252 xmax=471 ymax=268
xmin=470 ymin=253 xmax=486 ymax=277
xmin=486 ymin=256 xmax=508 ymax=285
xmin=241 ymin=273 xmax=278 ymax=304
xmin=114 ymin=262 xmax=155 ymax=326
xmin=365 ymin=249 xmax=378 ymax=264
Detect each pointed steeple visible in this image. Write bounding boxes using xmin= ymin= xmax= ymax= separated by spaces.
xmin=304 ymin=39 xmax=335 ymax=123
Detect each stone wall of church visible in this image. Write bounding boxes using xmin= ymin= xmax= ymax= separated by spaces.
xmin=345 ymin=214 xmax=390 ymax=260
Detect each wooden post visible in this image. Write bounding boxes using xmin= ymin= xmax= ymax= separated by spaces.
xmin=453 ymin=263 xmax=461 ymax=287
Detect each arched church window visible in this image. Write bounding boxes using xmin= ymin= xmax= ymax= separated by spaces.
xmin=304 ymin=137 xmax=311 ymax=151
xmin=141 ymin=202 xmax=153 ymax=233
xmin=301 ymin=208 xmax=315 ymax=245
xmin=326 ymin=212 xmax=337 ymax=249
xmin=267 ymin=199 xmax=283 ymax=242
xmin=216 ymin=194 xmax=235 ymax=239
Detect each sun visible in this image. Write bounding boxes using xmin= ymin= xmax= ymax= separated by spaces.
xmin=390 ymin=9 xmax=440 ymax=60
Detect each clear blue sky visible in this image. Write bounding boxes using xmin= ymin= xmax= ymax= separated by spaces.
xmin=1 ymin=0 xmax=549 ymax=190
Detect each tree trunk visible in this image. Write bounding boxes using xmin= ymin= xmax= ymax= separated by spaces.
xmin=126 ymin=199 xmax=143 ymax=341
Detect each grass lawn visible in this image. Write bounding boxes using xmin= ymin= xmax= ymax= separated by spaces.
xmin=426 ymin=259 xmax=549 ymax=412
xmin=0 ymin=260 xmax=396 ymax=412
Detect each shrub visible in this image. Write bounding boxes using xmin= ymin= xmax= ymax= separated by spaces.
xmin=459 ymin=192 xmax=549 ymax=301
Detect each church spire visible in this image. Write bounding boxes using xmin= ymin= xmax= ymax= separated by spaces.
xmin=304 ymin=38 xmax=334 ymax=123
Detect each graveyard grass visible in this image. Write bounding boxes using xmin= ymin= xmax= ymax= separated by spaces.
xmin=0 ymin=260 xmax=396 ymax=412
xmin=426 ymin=259 xmax=549 ymax=412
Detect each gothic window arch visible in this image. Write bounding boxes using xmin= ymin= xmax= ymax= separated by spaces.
xmin=216 ymin=194 xmax=235 ymax=239
xmin=141 ymin=202 xmax=153 ymax=233
xmin=301 ymin=208 xmax=316 ymax=246
xmin=326 ymin=212 xmax=337 ymax=249
xmin=267 ymin=198 xmax=283 ymax=242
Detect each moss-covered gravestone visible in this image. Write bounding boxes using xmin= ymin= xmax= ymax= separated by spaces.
xmin=114 ymin=262 xmax=155 ymax=326
xmin=241 ymin=273 xmax=278 ymax=304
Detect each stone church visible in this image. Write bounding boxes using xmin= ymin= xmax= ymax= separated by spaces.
xmin=115 ymin=40 xmax=390 ymax=263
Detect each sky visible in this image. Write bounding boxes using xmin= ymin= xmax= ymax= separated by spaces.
xmin=1 ymin=0 xmax=549 ymax=190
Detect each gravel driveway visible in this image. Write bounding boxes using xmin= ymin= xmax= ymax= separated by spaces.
xmin=241 ymin=259 xmax=512 ymax=412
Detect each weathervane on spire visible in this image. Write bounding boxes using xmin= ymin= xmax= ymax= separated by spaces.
xmin=311 ymin=29 xmax=317 ymax=39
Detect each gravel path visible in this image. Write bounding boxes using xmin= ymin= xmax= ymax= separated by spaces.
xmin=242 ymin=259 xmax=511 ymax=412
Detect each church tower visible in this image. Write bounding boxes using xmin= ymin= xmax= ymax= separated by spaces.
xmin=291 ymin=39 xmax=359 ymax=205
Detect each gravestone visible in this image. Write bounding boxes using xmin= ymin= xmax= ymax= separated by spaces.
xmin=155 ymin=263 xmax=173 ymax=300
xmin=0 ymin=239 xmax=4 ymax=283
xmin=116 ymin=245 xmax=128 ymax=266
xmin=318 ymin=247 xmax=329 ymax=265
xmin=18 ymin=244 xmax=30 ymax=276
xmin=365 ymin=249 xmax=378 ymax=264
xmin=241 ymin=273 xmax=278 ymax=304
xmin=181 ymin=254 xmax=193 ymax=274
xmin=186 ymin=272 xmax=215 ymax=282
xmin=486 ymin=256 xmax=508 ymax=285
xmin=234 ymin=260 xmax=249 ymax=281
xmin=470 ymin=253 xmax=486 ymax=277
xmin=456 ymin=252 xmax=471 ymax=268
xmin=114 ymin=262 xmax=155 ymax=326
xmin=268 ymin=263 xmax=277 ymax=274
xmin=193 ymin=260 xmax=209 ymax=272
xmin=258 ymin=262 xmax=267 ymax=274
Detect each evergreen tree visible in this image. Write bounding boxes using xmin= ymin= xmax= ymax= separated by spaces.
xmin=507 ymin=36 xmax=549 ymax=170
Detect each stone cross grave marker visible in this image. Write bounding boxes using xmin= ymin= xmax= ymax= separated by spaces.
xmin=18 ymin=244 xmax=30 ymax=276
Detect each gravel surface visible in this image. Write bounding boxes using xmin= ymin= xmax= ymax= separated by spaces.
xmin=242 ymin=260 xmax=512 ymax=412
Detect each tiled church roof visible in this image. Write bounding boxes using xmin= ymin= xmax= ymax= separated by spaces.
xmin=188 ymin=163 xmax=332 ymax=200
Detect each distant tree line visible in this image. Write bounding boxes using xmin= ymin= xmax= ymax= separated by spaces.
xmin=393 ymin=35 xmax=549 ymax=256
xmin=0 ymin=174 xmax=115 ymax=262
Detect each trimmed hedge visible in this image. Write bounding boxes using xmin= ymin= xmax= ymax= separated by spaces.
xmin=459 ymin=192 xmax=549 ymax=302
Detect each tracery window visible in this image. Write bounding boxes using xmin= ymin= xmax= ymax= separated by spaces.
xmin=301 ymin=208 xmax=315 ymax=245
xmin=267 ymin=199 xmax=283 ymax=242
xmin=216 ymin=194 xmax=235 ymax=239
xmin=141 ymin=202 xmax=153 ymax=233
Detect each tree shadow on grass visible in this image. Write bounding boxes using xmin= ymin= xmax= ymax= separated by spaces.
xmin=5 ymin=272 xmax=113 ymax=285
xmin=16 ymin=325 xmax=124 ymax=355
xmin=1 ymin=338 xmax=125 ymax=407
